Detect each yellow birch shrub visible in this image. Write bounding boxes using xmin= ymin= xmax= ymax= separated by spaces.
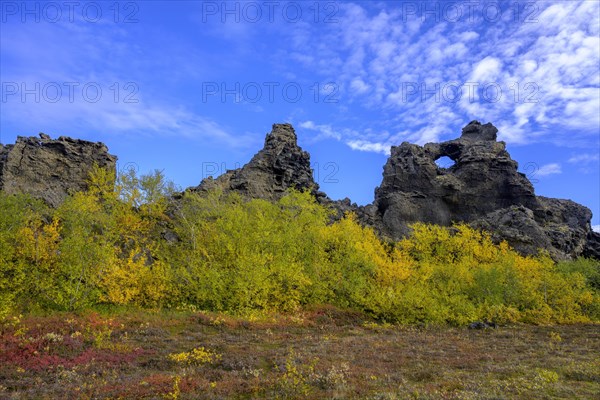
xmin=1 ymin=166 xmax=598 ymax=325
xmin=170 ymin=190 xmax=326 ymax=314
xmin=97 ymin=167 xmax=172 ymax=307
xmin=15 ymin=216 xmax=61 ymax=308
xmin=320 ymin=213 xmax=413 ymax=316
xmin=391 ymin=223 xmax=599 ymax=324
xmin=55 ymin=191 xmax=114 ymax=310
xmin=0 ymin=194 xmax=49 ymax=318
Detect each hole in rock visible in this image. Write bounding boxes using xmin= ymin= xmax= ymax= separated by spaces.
xmin=435 ymin=156 xmax=456 ymax=169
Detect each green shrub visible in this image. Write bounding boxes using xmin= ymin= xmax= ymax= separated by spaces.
xmin=2 ymin=168 xmax=598 ymax=325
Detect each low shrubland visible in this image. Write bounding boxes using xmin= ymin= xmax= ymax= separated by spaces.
xmin=0 ymin=311 xmax=598 ymax=399
xmin=1 ymin=166 xmax=599 ymax=326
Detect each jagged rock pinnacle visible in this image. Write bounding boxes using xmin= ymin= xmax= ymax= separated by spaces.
xmin=267 ymin=123 xmax=297 ymax=143
xmin=191 ymin=123 xmax=319 ymax=201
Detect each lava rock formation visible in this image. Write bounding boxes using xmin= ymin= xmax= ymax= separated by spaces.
xmin=1 ymin=122 xmax=598 ymax=259
xmin=369 ymin=121 xmax=598 ymax=259
xmin=0 ymin=133 xmax=117 ymax=207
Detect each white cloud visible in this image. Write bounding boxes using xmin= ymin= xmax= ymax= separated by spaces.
xmin=593 ymin=225 xmax=600 ymax=233
xmin=350 ymin=78 xmax=370 ymax=94
xmin=470 ymin=57 xmax=503 ymax=82
xmin=300 ymin=120 xmax=399 ymax=154
xmin=568 ymin=154 xmax=600 ymax=164
xmin=536 ymin=163 xmax=562 ymax=177
xmin=278 ymin=0 xmax=600 ymax=151
xmin=298 ymin=121 xmax=342 ymax=141
xmin=567 ymin=153 xmax=600 ymax=173
xmin=497 ymin=120 xmax=542 ymax=145
xmin=346 ymin=140 xmax=390 ymax=155
xmin=458 ymin=31 xmax=479 ymax=42
xmin=299 ymin=121 xmax=316 ymax=129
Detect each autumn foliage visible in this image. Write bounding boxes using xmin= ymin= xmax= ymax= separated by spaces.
xmin=1 ymin=166 xmax=599 ymax=325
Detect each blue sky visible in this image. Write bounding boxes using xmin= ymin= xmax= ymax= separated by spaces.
xmin=1 ymin=1 xmax=599 ymax=229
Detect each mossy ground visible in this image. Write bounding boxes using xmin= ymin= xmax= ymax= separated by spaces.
xmin=1 ymin=307 xmax=598 ymax=399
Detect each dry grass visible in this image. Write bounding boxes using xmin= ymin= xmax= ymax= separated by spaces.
xmin=1 ymin=307 xmax=598 ymax=399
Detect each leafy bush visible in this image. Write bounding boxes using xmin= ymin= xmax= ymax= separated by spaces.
xmin=0 ymin=194 xmax=50 ymax=319
xmin=1 ymin=168 xmax=598 ymax=325
xmin=168 ymin=346 xmax=221 ymax=366
xmin=557 ymin=257 xmax=600 ymax=290
xmin=168 ymin=190 xmax=329 ymax=313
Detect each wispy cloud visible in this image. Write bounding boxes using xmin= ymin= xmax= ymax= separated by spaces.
xmin=567 ymin=152 xmax=600 ymax=174
xmin=2 ymin=1 xmax=598 ymax=158
xmin=299 ymin=121 xmax=342 ymax=141
xmin=300 ymin=120 xmax=398 ymax=153
xmin=536 ymin=163 xmax=562 ymax=177
xmin=3 ymin=98 xmax=255 ymax=149
xmin=0 ymin=13 xmax=254 ymax=148
xmin=346 ymin=140 xmax=390 ymax=155
xmin=470 ymin=57 xmax=503 ymax=82
xmin=568 ymin=153 xmax=600 ymax=164
xmin=280 ymin=1 xmax=600 ymax=152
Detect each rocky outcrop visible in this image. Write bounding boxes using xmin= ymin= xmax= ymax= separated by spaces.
xmin=2 ymin=122 xmax=596 ymax=259
xmin=186 ymin=120 xmax=597 ymax=259
xmin=584 ymin=230 xmax=600 ymax=259
xmin=371 ymin=121 xmax=597 ymax=259
xmin=190 ymin=123 xmax=324 ymax=201
xmin=0 ymin=133 xmax=117 ymax=207
xmin=373 ymin=121 xmax=536 ymax=236
xmin=188 ymin=123 xmax=370 ymax=220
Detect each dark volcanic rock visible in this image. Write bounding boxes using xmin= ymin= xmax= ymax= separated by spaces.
xmin=583 ymin=231 xmax=600 ymax=259
xmin=3 ymin=122 xmax=596 ymax=259
xmin=190 ymin=123 xmax=320 ymax=201
xmin=374 ymin=121 xmax=537 ymax=237
xmin=471 ymin=206 xmax=552 ymax=256
xmin=468 ymin=321 xmax=497 ymax=329
xmin=533 ymin=197 xmax=594 ymax=257
xmin=186 ymin=120 xmax=597 ymax=259
xmin=371 ymin=121 xmax=596 ymax=259
xmin=0 ymin=133 xmax=117 ymax=207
